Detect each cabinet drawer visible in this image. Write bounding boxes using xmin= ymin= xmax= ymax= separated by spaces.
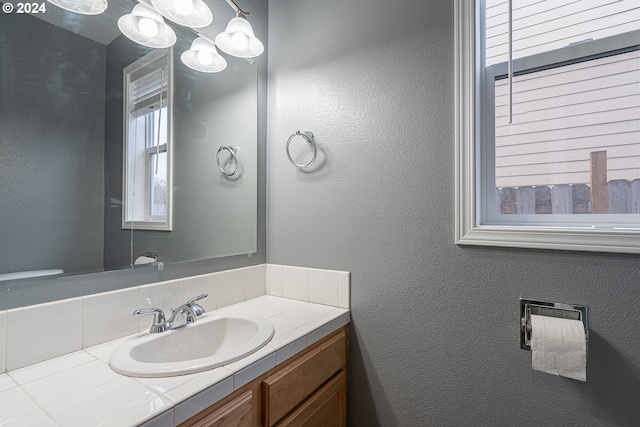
xmin=263 ymin=329 xmax=347 ymax=426
xmin=275 ymin=370 xmax=347 ymax=427
xmin=185 ymin=391 xmax=252 ymax=427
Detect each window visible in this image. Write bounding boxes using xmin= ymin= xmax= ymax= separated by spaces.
xmin=123 ymin=49 xmax=173 ymax=231
xmin=455 ymin=0 xmax=640 ymax=253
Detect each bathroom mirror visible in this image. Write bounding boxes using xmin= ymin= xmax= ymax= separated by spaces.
xmin=0 ymin=0 xmax=257 ymax=282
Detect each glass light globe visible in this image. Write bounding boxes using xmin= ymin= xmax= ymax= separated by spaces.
xmin=151 ymin=0 xmax=212 ymax=27
xmin=138 ymin=17 xmax=159 ymax=38
xmin=47 ymin=0 xmax=107 ymax=15
xmin=118 ymin=4 xmax=176 ymax=49
xmin=197 ymin=51 xmax=213 ymax=66
xmin=181 ymin=37 xmax=227 ymax=73
xmin=172 ymin=0 xmax=193 ymax=15
xmin=231 ymin=33 xmax=248 ymax=50
xmin=215 ymin=14 xmax=264 ymax=59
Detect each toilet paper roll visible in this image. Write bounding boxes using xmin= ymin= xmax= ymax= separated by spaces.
xmin=531 ymin=314 xmax=586 ymax=382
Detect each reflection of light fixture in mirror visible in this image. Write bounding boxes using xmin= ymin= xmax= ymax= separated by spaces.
xmin=151 ymin=0 xmax=213 ymax=28
xmin=47 ymin=0 xmax=107 ymax=15
xmin=118 ymin=3 xmax=177 ymax=49
xmin=181 ymin=37 xmax=227 ymax=73
xmin=215 ymin=11 xmax=264 ymax=59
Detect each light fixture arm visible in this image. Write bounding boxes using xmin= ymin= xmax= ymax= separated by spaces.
xmin=136 ymin=0 xmax=153 ymax=10
xmin=224 ymin=0 xmax=249 ymax=16
xmin=195 ymin=32 xmax=215 ymax=45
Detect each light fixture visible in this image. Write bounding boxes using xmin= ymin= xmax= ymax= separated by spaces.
xmin=46 ymin=0 xmax=107 ymax=15
xmin=151 ymin=0 xmax=213 ymax=28
xmin=47 ymin=0 xmax=264 ymax=72
xmin=118 ymin=3 xmax=177 ymax=49
xmin=181 ymin=37 xmax=227 ymax=73
xmin=215 ymin=11 xmax=264 ymax=59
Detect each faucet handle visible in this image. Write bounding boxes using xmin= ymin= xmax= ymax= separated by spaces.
xmin=186 ymin=293 xmax=207 ymax=316
xmin=187 ymin=293 xmax=208 ymax=304
xmin=133 ymin=307 xmax=170 ymax=333
xmin=169 ymin=304 xmax=198 ymax=328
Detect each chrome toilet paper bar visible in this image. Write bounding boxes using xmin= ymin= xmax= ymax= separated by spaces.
xmin=520 ymin=298 xmax=589 ymax=355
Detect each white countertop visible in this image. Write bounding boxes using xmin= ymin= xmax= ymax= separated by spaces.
xmin=0 ymin=295 xmax=350 ymax=427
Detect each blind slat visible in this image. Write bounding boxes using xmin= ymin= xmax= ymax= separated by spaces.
xmin=130 ymin=58 xmax=168 ymax=112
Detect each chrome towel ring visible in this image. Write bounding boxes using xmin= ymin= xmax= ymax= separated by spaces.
xmin=286 ymin=131 xmax=317 ymax=169
xmin=216 ymin=145 xmax=238 ymax=176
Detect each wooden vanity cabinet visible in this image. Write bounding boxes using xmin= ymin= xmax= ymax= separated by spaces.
xmin=179 ymin=326 xmax=348 ymax=427
xmin=186 ymin=391 xmax=253 ymax=427
xmin=273 ymin=370 xmax=346 ymax=427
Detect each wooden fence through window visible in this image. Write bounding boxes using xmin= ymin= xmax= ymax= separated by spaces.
xmin=498 ymin=180 xmax=640 ymax=214
xmin=497 ymin=151 xmax=640 ymax=214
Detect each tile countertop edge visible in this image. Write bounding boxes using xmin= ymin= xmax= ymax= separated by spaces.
xmin=2 ymin=296 xmax=350 ymax=427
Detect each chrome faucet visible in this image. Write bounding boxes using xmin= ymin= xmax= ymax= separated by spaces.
xmin=185 ymin=293 xmax=207 ymax=316
xmin=167 ymin=303 xmax=197 ymax=329
xmin=133 ymin=293 xmax=208 ymax=333
xmin=133 ymin=307 xmax=170 ymax=333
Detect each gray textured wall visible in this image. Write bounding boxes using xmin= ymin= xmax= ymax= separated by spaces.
xmin=267 ymin=1 xmax=640 ymax=425
xmin=0 ymin=12 xmax=105 ymax=275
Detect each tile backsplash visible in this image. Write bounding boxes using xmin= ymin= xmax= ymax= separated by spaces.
xmin=266 ymin=265 xmax=350 ymax=309
xmin=0 ymin=264 xmax=350 ymax=373
xmin=83 ymin=287 xmax=139 ymax=347
xmin=6 ymin=298 xmax=83 ymax=371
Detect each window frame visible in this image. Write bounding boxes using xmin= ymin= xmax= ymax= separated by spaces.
xmin=122 ymin=49 xmax=173 ymax=232
xmin=454 ymin=0 xmax=640 ymax=254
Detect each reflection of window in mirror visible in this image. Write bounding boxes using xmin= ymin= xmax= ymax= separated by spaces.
xmin=123 ymin=49 xmax=173 ymax=231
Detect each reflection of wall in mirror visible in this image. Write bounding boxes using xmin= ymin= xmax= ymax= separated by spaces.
xmin=0 ymin=12 xmax=106 ymax=276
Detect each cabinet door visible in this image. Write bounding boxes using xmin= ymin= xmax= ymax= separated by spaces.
xmin=276 ymin=371 xmax=347 ymax=427
xmin=263 ymin=329 xmax=346 ymax=426
xmin=187 ymin=391 xmax=252 ymax=427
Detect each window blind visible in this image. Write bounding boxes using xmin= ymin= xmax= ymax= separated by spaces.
xmin=130 ymin=57 xmax=168 ymax=112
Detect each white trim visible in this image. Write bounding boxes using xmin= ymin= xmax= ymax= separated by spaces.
xmin=454 ymin=0 xmax=640 ymax=254
xmin=454 ymin=0 xmax=478 ymax=246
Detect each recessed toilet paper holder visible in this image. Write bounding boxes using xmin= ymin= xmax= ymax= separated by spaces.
xmin=520 ymin=298 xmax=589 ymax=355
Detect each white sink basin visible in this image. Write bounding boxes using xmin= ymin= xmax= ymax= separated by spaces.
xmin=109 ymin=313 xmax=274 ymax=377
